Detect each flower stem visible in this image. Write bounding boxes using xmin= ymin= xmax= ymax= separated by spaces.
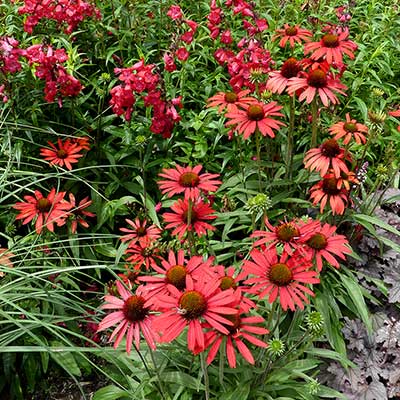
xmin=311 ymin=98 xmax=319 ymax=147
xmin=256 ymin=129 xmax=262 ymax=191
xmin=134 ymin=346 xmax=167 ymax=400
xmin=285 ymin=95 xmax=296 ymax=180
xmin=200 ymin=352 xmax=210 ymax=400
xmin=149 ymin=348 xmax=170 ymax=400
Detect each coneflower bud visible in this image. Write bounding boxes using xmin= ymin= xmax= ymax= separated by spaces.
xmin=267 ymin=338 xmax=285 ymax=357
xmin=245 ymin=193 xmax=272 ymax=214
xmin=305 ymin=311 xmax=324 ymax=336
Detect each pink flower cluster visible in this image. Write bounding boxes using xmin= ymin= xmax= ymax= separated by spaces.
xmin=17 ymin=0 xmax=101 ymax=34
xmin=163 ymin=5 xmax=198 ymax=71
xmin=110 ymin=59 xmax=182 ymax=138
xmin=214 ymin=39 xmax=273 ymax=92
xmin=25 ymin=44 xmax=83 ymax=104
xmin=0 ymin=37 xmax=25 ymax=74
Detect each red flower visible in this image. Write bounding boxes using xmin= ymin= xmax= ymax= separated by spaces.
xmin=139 ymin=250 xmax=214 ymax=296
xmin=241 ymin=248 xmax=319 ymax=311
xmin=299 ymin=220 xmax=352 ymax=271
xmin=204 ymin=311 xmax=268 ymax=368
xmin=225 ymin=101 xmax=285 ymax=140
xmin=207 ymin=89 xmax=257 ymax=114
xmin=309 ymin=173 xmax=349 ymax=215
xmin=251 ymin=218 xmax=303 ymax=255
xmin=272 ymin=24 xmax=313 ymax=48
xmin=266 ymin=57 xmax=302 ymax=94
xmin=167 ymin=5 xmax=183 ymax=20
xmin=287 ymin=68 xmax=347 ymax=107
xmin=304 ymin=29 xmax=357 ymax=65
xmin=329 ymin=113 xmax=368 ymax=145
xmin=97 ymin=281 xmax=158 ymax=354
xmin=68 ymin=193 xmax=95 ymax=234
xmin=175 ymin=47 xmax=189 ymax=61
xmin=13 ymin=188 xmax=71 ymax=234
xmin=163 ymin=198 xmax=217 ymax=239
xmin=120 ymin=218 xmax=161 ymax=248
xmin=40 ymin=138 xmax=84 ymax=170
xmin=153 ymin=275 xmax=238 ymax=352
xmin=158 ymin=164 xmax=221 ymax=200
xmin=125 ymin=243 xmax=161 ymax=271
xmin=304 ymin=139 xmax=350 ymax=178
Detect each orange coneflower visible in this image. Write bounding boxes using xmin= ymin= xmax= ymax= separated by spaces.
xmin=299 ymin=220 xmax=352 ymax=271
xmin=207 ymin=89 xmax=258 ymax=113
xmin=309 ymin=173 xmax=349 ymax=215
xmin=162 ymin=198 xmax=217 ymax=239
xmin=97 ymin=281 xmax=158 ymax=354
xmin=304 ymin=139 xmax=351 ymax=178
xmin=68 ymin=193 xmax=95 ymax=234
xmin=225 ymin=101 xmax=285 ymax=140
xmin=304 ymin=28 xmax=357 ymax=65
xmin=40 ymin=138 xmax=84 ymax=170
xmin=272 ymin=24 xmax=313 ymax=48
xmin=266 ymin=57 xmax=302 ymax=95
xmin=329 ymin=113 xmax=368 ymax=145
xmin=13 ymin=188 xmax=71 ymax=234
xmin=153 ymin=274 xmax=238 ymax=353
xmin=287 ymin=68 xmax=347 ymax=107
xmin=241 ymin=247 xmax=319 ymax=311
xmin=120 ymin=218 xmax=161 ymax=248
xmin=158 ymin=164 xmax=221 ymax=201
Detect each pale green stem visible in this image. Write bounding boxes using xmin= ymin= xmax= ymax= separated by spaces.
xmin=310 ymin=98 xmax=319 ymax=147
xmin=200 ymin=352 xmax=210 ymax=400
xmin=285 ymin=95 xmax=296 ymax=180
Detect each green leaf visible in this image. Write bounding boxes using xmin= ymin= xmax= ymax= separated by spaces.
xmin=318 ymin=385 xmax=349 ymax=399
xmin=50 ymin=341 xmax=81 ymax=377
xmin=219 ymin=383 xmax=250 ymax=400
xmin=340 ymin=274 xmax=372 ymax=334
xmin=306 ymin=348 xmax=355 ymax=368
xmin=161 ymin=371 xmax=204 ymax=391
xmin=354 ymin=214 xmax=400 ymax=237
xmin=92 ymin=385 xmax=129 ymax=400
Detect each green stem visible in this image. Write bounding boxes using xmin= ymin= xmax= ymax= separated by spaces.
xmin=310 ymin=98 xmax=319 ymax=147
xmin=200 ymin=352 xmax=210 ymax=400
xmin=134 ymin=346 xmax=167 ymax=400
xmin=256 ymin=129 xmax=262 ymax=191
xmin=149 ymin=348 xmax=170 ymax=400
xmin=286 ymin=95 xmax=296 ymax=180
xmin=187 ymin=199 xmax=196 ymax=255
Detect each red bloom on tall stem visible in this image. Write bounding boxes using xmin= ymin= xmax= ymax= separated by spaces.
xmin=309 ymin=173 xmax=349 ymax=215
xmin=204 ymin=311 xmax=268 ymax=368
xmin=13 ymin=188 xmax=71 ymax=234
xmin=304 ymin=29 xmax=357 ymax=65
xmin=251 ymin=219 xmax=302 ymax=255
xmin=40 ymin=138 xmax=84 ymax=170
xmin=266 ymin=57 xmax=302 ymax=94
xmin=304 ymin=139 xmax=350 ymax=178
xmin=299 ymin=220 xmax=352 ymax=271
xmin=153 ymin=275 xmax=238 ymax=352
xmin=241 ymin=248 xmax=319 ymax=311
xmin=207 ymin=90 xmax=257 ymax=113
xmin=120 ymin=218 xmax=161 ymax=247
xmin=225 ymin=101 xmax=285 ymax=140
xmin=139 ymin=250 xmax=214 ymax=296
xmin=97 ymin=281 xmax=158 ymax=354
xmin=125 ymin=243 xmax=161 ymax=270
xmin=287 ymin=68 xmax=347 ymax=107
xmin=158 ymin=164 xmax=221 ymax=200
xmin=329 ymin=113 xmax=368 ymax=145
xmin=163 ymin=198 xmax=217 ymax=239
xmin=272 ymin=24 xmax=313 ymax=48
xmin=68 ymin=193 xmax=95 ymax=234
